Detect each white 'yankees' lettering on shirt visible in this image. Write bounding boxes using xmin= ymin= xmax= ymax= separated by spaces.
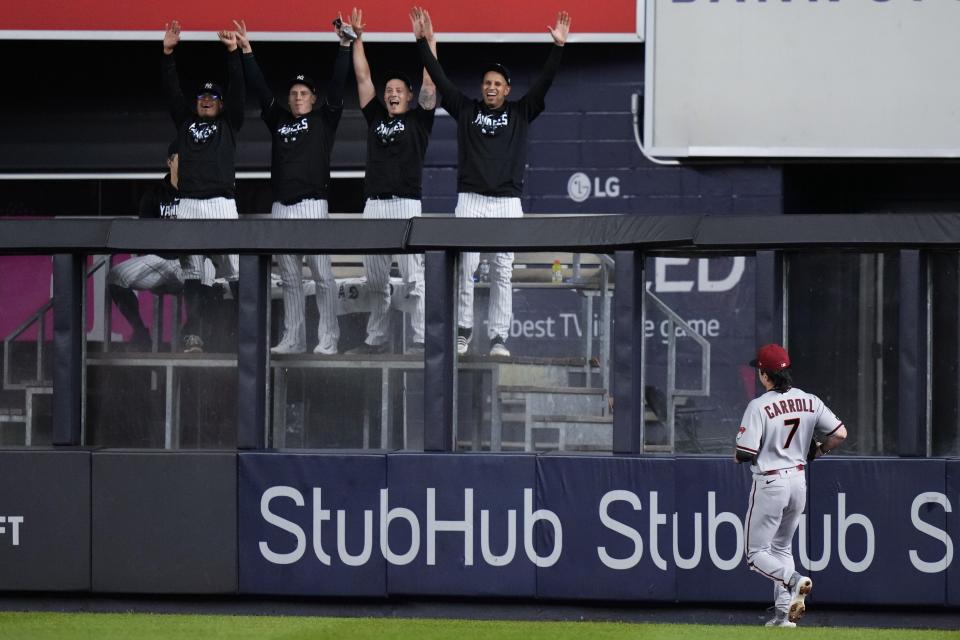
xmin=277 ymin=117 xmax=309 ymax=143
xmin=374 ymin=118 xmax=406 ymax=145
xmin=188 ymin=121 xmax=219 ymax=144
xmin=160 ymin=200 xmax=180 ymax=219
xmin=472 ymin=109 xmax=509 ymax=136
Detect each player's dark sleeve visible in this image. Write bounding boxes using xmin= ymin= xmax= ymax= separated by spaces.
xmin=138 ymin=188 xmax=159 ymax=218
xmin=326 ymin=45 xmax=352 ymax=108
xmin=417 ymin=38 xmax=466 ymax=119
xmin=161 ymin=53 xmax=189 ymax=126
xmin=418 ymin=100 xmax=437 ymax=133
xmin=242 ymin=52 xmax=275 ymax=113
xmin=225 ymin=48 xmax=245 ymax=131
xmin=520 ymin=44 xmax=563 ymax=122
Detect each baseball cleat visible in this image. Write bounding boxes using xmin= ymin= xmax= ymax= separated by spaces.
xmin=456 ymin=327 xmax=472 ymax=356
xmin=313 ymin=337 xmax=339 ymax=356
xmin=270 ymin=339 xmax=306 ymax=355
xmin=787 ymin=575 xmax=813 ymax=623
xmin=405 ymin=341 xmax=425 ymax=355
xmin=765 ymin=615 xmax=796 ymax=628
xmin=489 ymin=336 xmax=510 ymax=357
xmin=182 ymin=334 xmax=204 ymax=354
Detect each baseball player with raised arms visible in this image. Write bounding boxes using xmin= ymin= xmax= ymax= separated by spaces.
xmin=735 ymin=343 xmax=848 ymax=626
xmin=162 ymin=20 xmax=244 ymax=353
xmin=415 ymin=8 xmax=570 ymax=357
xmin=344 ymin=7 xmax=437 ymax=355
xmin=107 ymin=142 xmax=215 ymax=350
xmin=234 ymin=19 xmax=352 ymax=355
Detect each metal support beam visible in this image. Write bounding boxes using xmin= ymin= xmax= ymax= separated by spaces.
xmin=237 ymin=255 xmax=270 ymax=449
xmin=755 ymin=250 xmax=785 ymax=347
xmin=612 ymin=250 xmax=644 ymax=454
xmin=53 ymin=253 xmax=83 ymax=445
xmin=898 ymin=250 xmax=927 ymax=457
xmin=424 ymin=250 xmax=455 ymax=451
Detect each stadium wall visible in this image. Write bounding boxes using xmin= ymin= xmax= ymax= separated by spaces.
xmin=3 ymin=448 xmax=958 ymax=606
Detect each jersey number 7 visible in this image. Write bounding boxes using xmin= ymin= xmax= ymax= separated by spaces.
xmin=784 ymin=417 xmax=800 ymax=448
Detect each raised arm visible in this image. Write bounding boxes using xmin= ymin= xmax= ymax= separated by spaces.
xmin=161 ymin=20 xmax=188 ymax=125
xmin=412 ymin=7 xmax=464 ymax=117
xmin=234 ymin=19 xmax=275 ymax=113
xmin=349 ymin=8 xmax=376 ymax=108
xmin=328 ymin=15 xmax=354 ymax=108
xmin=218 ymin=29 xmax=245 ymax=130
xmin=520 ymin=11 xmax=569 ymax=119
xmin=411 ymin=7 xmax=437 ymax=110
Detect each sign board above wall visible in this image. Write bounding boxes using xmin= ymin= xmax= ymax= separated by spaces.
xmin=0 ymin=1 xmax=643 ymax=42
xmin=644 ymin=0 xmax=960 ymax=158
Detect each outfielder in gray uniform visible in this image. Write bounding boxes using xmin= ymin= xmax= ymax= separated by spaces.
xmin=735 ymin=343 xmax=848 ymax=627
xmin=416 ymin=9 xmax=570 ymax=357
xmin=107 ymin=143 xmax=215 ymax=350
xmin=345 ymin=7 xmax=437 ymax=355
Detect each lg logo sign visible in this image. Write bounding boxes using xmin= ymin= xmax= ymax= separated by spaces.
xmin=0 ymin=516 xmax=23 ymax=546
xmin=567 ymin=172 xmax=620 ymax=203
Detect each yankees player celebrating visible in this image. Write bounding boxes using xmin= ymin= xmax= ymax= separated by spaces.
xmin=345 ymin=7 xmax=437 ymax=355
xmin=162 ymin=21 xmax=244 ymax=353
xmin=234 ymin=19 xmax=352 ymax=356
xmin=107 ymin=142 xmax=215 ymax=350
xmin=415 ymin=8 xmax=570 ymax=357
xmin=735 ymin=344 xmax=847 ymax=626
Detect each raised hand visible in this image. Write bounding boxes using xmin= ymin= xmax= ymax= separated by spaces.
xmin=233 ymin=19 xmax=252 ymax=53
xmin=349 ymin=8 xmax=365 ymax=39
xmin=218 ymin=29 xmax=239 ymax=51
xmin=409 ymin=7 xmax=423 ymax=39
xmin=420 ymin=7 xmax=435 ymax=41
xmin=548 ymin=10 xmax=570 ymax=46
xmin=163 ymin=20 xmax=181 ymax=54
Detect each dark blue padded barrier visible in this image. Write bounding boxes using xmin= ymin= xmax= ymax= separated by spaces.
xmin=535 ymin=455 xmax=676 ymax=601
xmin=807 ymin=458 xmax=947 ymax=605
xmin=385 ymin=453 xmax=538 ymax=597
xmin=238 ymin=452 xmax=388 ymax=597
xmin=0 ymin=450 xmax=90 ymax=591
xmin=673 ymin=456 xmax=769 ymax=603
xmin=91 ymin=451 xmax=237 ymax=593
xmin=944 ymin=459 xmax=959 ymax=607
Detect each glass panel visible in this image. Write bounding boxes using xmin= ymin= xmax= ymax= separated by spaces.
xmin=787 ymin=252 xmax=898 ymax=456
xmin=454 ymin=251 xmax=613 ymax=453
xmin=269 ymin=249 xmax=424 ymax=450
xmin=645 ymin=255 xmax=754 ymax=454
xmin=85 ymin=252 xmax=238 ymax=448
xmin=930 ymin=251 xmax=960 ymax=457
xmin=0 ymin=254 xmax=54 ymax=446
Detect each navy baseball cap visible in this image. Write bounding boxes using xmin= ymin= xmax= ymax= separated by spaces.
xmin=750 ymin=344 xmax=791 ymax=371
xmin=482 ymin=63 xmax=511 ymax=85
xmin=166 ymin=139 xmax=179 ymax=157
xmin=287 ymin=74 xmax=318 ymax=94
xmin=196 ymin=81 xmax=223 ymax=99
xmin=383 ymin=70 xmax=413 ymax=92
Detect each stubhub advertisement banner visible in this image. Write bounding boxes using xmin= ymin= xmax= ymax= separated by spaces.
xmin=238 ymin=453 xmax=959 ymax=604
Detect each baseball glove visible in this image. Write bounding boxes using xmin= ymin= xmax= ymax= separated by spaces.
xmin=806 ymin=438 xmax=825 ymax=462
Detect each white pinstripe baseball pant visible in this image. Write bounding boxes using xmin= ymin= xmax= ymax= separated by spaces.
xmin=272 ymin=199 xmax=339 ymax=352
xmin=176 ymin=197 xmax=240 ymax=281
xmin=107 ymin=255 xmax=216 ymax=292
xmin=455 ymin=192 xmax=523 ymax=341
xmin=361 ymin=198 xmax=425 ymax=346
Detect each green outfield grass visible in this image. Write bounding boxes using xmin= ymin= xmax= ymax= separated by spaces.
xmin=0 ymin=613 xmax=957 ymax=640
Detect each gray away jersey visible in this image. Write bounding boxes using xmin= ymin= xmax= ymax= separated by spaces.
xmin=735 ymin=386 xmax=844 ymax=473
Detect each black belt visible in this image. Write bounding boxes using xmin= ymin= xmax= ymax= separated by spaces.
xmin=763 ymin=464 xmax=804 ymax=476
